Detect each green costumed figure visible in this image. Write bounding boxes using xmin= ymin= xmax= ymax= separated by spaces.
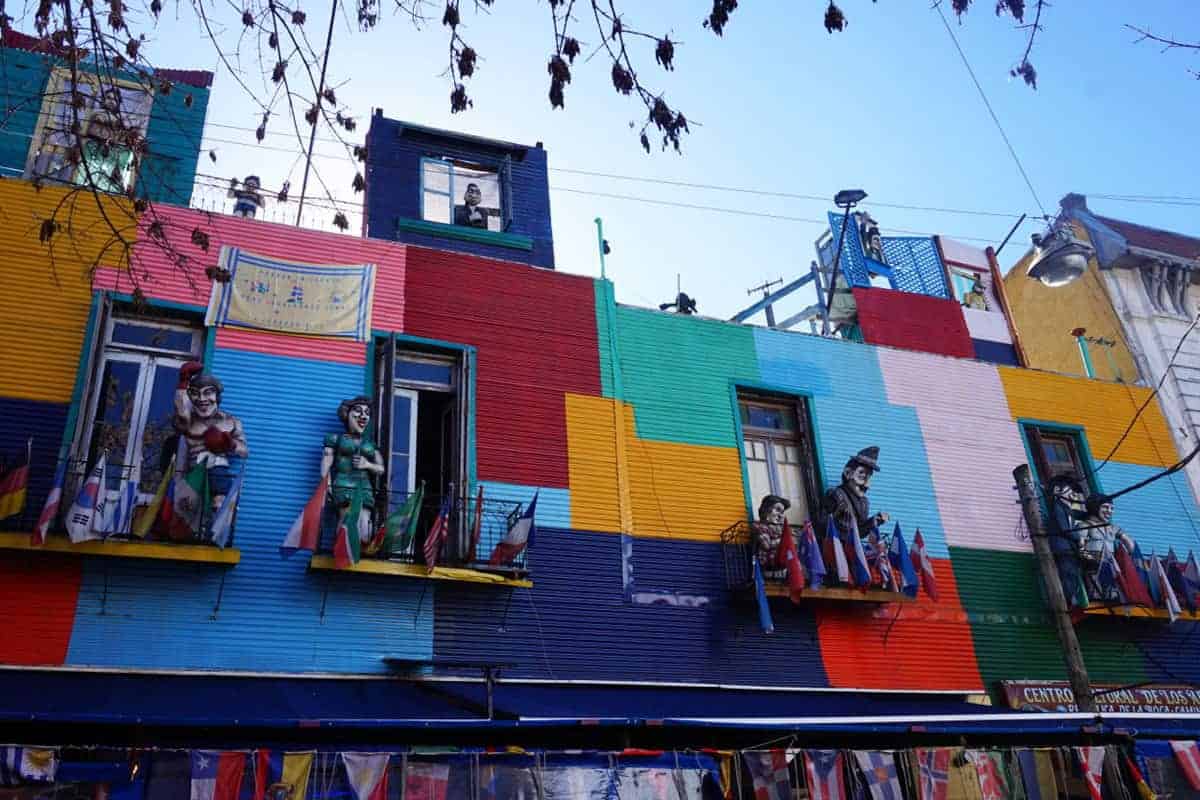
xmin=321 ymin=396 xmax=384 ymax=564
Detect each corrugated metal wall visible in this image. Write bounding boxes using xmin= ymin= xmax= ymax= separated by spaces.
xmin=0 ymin=47 xmax=50 ymax=173
xmin=853 ymin=287 xmax=974 ymax=359
xmin=138 ymin=81 xmax=209 ymax=205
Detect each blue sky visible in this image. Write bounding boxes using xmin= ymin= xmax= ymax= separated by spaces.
xmin=133 ymin=1 xmax=1198 ymax=319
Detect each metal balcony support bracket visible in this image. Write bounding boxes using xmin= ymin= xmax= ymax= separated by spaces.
xmin=382 ymin=658 xmax=517 ymax=721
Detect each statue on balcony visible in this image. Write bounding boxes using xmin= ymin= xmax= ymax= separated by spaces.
xmin=1080 ymin=493 xmax=1135 ymax=600
xmin=173 ymin=362 xmax=247 ymax=515
xmin=229 ymin=174 xmax=265 ymax=219
xmin=752 ymin=494 xmax=792 ymax=580
xmin=819 ymin=446 xmax=889 ymax=542
xmin=1047 ymin=474 xmax=1088 ymax=605
xmin=858 ymin=212 xmax=886 ymax=265
xmin=322 ymin=396 xmax=384 ymax=553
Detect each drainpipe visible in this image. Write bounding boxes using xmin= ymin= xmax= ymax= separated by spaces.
xmin=1071 ymin=327 xmax=1096 ymax=378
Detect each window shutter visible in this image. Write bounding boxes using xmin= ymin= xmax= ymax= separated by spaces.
xmin=375 ymin=334 xmax=396 ymax=510
xmin=501 ymin=155 xmax=514 ymax=231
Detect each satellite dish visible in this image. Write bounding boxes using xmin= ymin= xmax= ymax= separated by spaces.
xmin=1026 ymin=227 xmax=1094 ymax=288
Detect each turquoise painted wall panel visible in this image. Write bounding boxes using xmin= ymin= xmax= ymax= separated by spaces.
xmin=613 ymin=307 xmax=759 ymax=447
xmin=594 ymin=281 xmax=615 ymax=399
xmin=754 ymin=329 xmax=950 ymax=558
xmin=139 ymin=83 xmax=210 ymax=205
xmin=65 ymin=348 xmax=432 ymax=672
xmin=0 ymin=48 xmax=50 ymax=175
xmin=1097 ymin=462 xmax=1200 ymax=557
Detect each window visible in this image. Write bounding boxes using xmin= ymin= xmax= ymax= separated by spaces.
xmin=25 ymin=68 xmax=151 ymax=193
xmin=1023 ymin=424 xmax=1091 ymax=487
xmin=375 ymin=340 xmax=471 ymax=559
xmin=949 ymin=267 xmax=988 ymax=310
xmin=421 ymin=158 xmax=503 ymax=232
xmin=738 ymin=392 xmax=820 ymax=526
xmin=75 ymin=314 xmax=203 ymax=533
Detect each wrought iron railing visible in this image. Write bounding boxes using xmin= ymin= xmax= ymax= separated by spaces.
xmin=189 ymin=173 xmax=364 ymax=236
xmin=317 ymin=489 xmax=529 ymax=574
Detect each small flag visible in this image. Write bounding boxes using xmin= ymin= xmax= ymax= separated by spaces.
xmin=424 ymin=489 xmax=454 ymax=570
xmin=1156 ymin=557 xmax=1182 ymax=622
xmin=753 ymin=560 xmax=774 ymax=634
xmin=281 ymin=474 xmax=329 ymax=556
xmin=405 ymin=761 xmax=450 ymax=800
xmin=743 ymin=750 xmax=791 ymax=800
xmin=252 ymin=750 xmax=314 ymax=800
xmin=341 ymin=752 xmax=389 ymax=800
xmin=1097 ymin=546 xmax=1121 ymax=596
xmin=889 ymin=524 xmax=919 ymax=598
xmin=872 ymin=533 xmax=896 ymax=591
xmin=1138 ymin=544 xmax=1161 ymax=606
xmin=133 ymin=453 xmax=175 ymax=538
xmin=333 ymin=488 xmax=372 ymax=569
xmin=1122 ymin=751 xmax=1157 ymax=800
xmin=66 ymin=453 xmax=107 ymax=543
xmin=965 ymin=751 xmax=1007 ymax=800
xmin=488 ymin=489 xmax=537 ymax=567
xmin=1183 ymin=552 xmax=1200 ymax=611
xmin=852 ymin=751 xmax=903 ymax=800
xmin=209 ymin=473 xmax=242 ymax=548
xmin=173 ymin=456 xmax=211 ymax=539
xmin=189 ymin=750 xmax=245 ymax=800
xmin=465 ymin=484 xmax=484 ymax=564
xmin=799 ymin=522 xmax=826 ymax=590
xmin=0 ymin=437 xmax=31 ymax=521
xmin=915 ymin=749 xmax=950 ymax=800
xmin=824 ymin=516 xmax=851 ymax=585
xmin=1074 ymin=747 xmax=1106 ymax=800
xmin=100 ymin=477 xmax=138 ymax=536
xmin=777 ymin=518 xmax=806 ymax=602
xmin=845 ymin=517 xmax=872 ymax=589
xmin=0 ymin=747 xmax=57 ymax=786
xmin=911 ymin=529 xmax=940 ymax=601
xmin=368 ymin=482 xmax=424 ymax=558
xmin=1167 ymin=549 xmax=1193 ymax=610
xmin=1171 ymin=741 xmax=1200 ymax=790
xmin=804 ymin=750 xmax=846 ymax=800
xmin=1115 ymin=544 xmax=1153 ymax=607
xmin=33 ymin=458 xmax=66 ymax=546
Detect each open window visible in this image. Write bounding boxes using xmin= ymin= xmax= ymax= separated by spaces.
xmin=375 ymin=338 xmax=472 ymax=560
xmin=73 ymin=311 xmax=203 ymax=535
xmin=25 ymin=68 xmax=152 ymax=193
xmin=421 ymin=157 xmax=504 ymax=232
xmin=737 ymin=391 xmax=820 ymax=525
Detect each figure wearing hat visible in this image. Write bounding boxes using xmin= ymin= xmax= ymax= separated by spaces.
xmin=1046 ymin=473 xmax=1088 ymax=607
xmin=752 ymin=493 xmax=793 ymax=581
xmin=819 ymin=446 xmax=889 ymax=541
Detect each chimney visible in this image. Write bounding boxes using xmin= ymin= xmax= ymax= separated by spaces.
xmin=1060 ymin=193 xmax=1089 ymax=214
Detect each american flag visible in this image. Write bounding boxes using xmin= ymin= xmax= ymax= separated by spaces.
xmin=423 ymin=490 xmax=453 ymax=571
xmin=804 ymin=750 xmax=846 ymax=800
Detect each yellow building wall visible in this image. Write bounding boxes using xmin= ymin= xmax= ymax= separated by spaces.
xmin=1002 ymin=223 xmax=1138 ymax=383
xmin=566 ymin=393 xmax=747 ymax=541
xmin=998 ymin=367 xmax=1178 ymax=468
xmin=0 ymin=181 xmax=129 ymax=403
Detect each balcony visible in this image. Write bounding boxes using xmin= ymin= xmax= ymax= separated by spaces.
xmin=308 ymin=489 xmax=533 ymax=588
xmin=721 ymin=520 xmax=913 ymax=604
xmin=188 ymin=173 xmax=365 ymax=236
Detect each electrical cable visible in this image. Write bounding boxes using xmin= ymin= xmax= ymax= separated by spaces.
xmin=933 ymin=4 xmax=1049 ymax=220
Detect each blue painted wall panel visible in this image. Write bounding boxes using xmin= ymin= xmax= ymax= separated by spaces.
xmin=65 ymin=348 xmax=432 ymax=672
xmin=480 ymin=481 xmax=570 ymax=531
xmin=364 ymin=115 xmax=554 ymax=269
xmin=753 ymin=329 xmax=951 ymax=558
xmin=433 ymin=527 xmax=830 ymax=687
xmin=138 ymin=82 xmax=210 ymax=205
xmin=0 ymin=48 xmax=51 ymax=176
xmin=1096 ymin=462 xmax=1200 ymax=557
xmin=0 ymin=396 xmax=68 ymax=532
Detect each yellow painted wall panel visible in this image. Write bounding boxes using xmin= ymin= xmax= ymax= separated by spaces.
xmin=566 ymin=393 xmax=747 ymax=541
xmin=0 ymin=181 xmax=129 ymax=403
xmin=998 ymin=367 xmax=1178 ymax=468
xmin=1002 ymin=223 xmax=1138 ymax=383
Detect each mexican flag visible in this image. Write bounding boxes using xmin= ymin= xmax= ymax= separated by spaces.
xmin=172 ymin=458 xmax=211 ymax=538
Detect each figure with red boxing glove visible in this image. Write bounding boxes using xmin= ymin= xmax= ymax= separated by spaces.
xmin=173 ymin=362 xmax=247 ymax=524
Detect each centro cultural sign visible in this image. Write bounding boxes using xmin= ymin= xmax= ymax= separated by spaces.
xmin=1001 ymin=680 xmax=1200 ymax=714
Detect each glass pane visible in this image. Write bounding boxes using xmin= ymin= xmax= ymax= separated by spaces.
xmin=138 ymin=362 xmax=181 ymax=494
xmin=396 ymin=357 xmax=454 ymax=387
xmin=422 ymin=191 xmax=450 ymax=224
xmin=744 ymin=438 xmax=772 ymax=506
xmin=391 ymin=393 xmax=414 ymax=493
xmin=389 ymin=455 xmax=412 ymax=494
xmin=744 ymin=404 xmax=794 ymax=432
xmin=422 ymin=160 xmax=450 ymax=193
xmin=451 ymin=165 xmax=502 ymax=231
xmin=90 ymin=359 xmax=142 ymax=485
xmin=111 ymin=321 xmax=196 ymax=354
xmin=775 ymin=461 xmax=810 ymax=525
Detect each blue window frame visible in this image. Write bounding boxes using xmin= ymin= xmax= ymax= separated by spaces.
xmin=420 ymin=157 xmax=503 ymax=232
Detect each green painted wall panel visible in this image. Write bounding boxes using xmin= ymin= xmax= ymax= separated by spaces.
xmin=138 ymin=83 xmax=209 ymax=205
xmin=0 ymin=48 xmax=51 ymax=175
xmin=951 ymin=547 xmax=1148 ymax=699
xmin=613 ymin=305 xmax=759 ymax=446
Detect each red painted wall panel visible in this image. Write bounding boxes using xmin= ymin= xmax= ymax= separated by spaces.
xmin=0 ymin=556 xmax=81 ymax=664
xmin=403 ymin=247 xmax=602 ymax=488
xmin=852 ymin=287 xmax=974 ymax=359
xmin=815 ymin=558 xmax=983 ymax=690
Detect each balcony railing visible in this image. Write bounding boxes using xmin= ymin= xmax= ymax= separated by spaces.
xmin=188 ymin=173 xmax=364 ymax=236
xmin=316 ymin=489 xmax=529 ymax=575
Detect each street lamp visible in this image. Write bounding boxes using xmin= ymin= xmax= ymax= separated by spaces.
xmin=822 ymin=189 xmax=869 ymax=336
xmin=1026 ymin=226 xmax=1094 ymax=288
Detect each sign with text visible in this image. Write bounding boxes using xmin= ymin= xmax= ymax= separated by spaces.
xmin=206 ymin=246 xmax=376 ymax=341
xmin=1001 ymin=680 xmax=1200 ymax=714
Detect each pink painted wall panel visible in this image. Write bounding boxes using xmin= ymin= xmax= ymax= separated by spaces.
xmin=215 ymin=328 xmax=366 ymax=365
xmin=877 ymin=348 xmax=1029 ymax=552
xmin=94 ymin=206 xmax=405 ymax=332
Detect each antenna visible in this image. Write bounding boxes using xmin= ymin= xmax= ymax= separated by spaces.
xmin=746 ymin=278 xmax=784 ymax=327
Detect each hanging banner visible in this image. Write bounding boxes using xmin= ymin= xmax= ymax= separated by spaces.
xmin=205 ymin=246 xmax=376 ymax=341
xmin=1001 ymin=680 xmax=1200 ymax=713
